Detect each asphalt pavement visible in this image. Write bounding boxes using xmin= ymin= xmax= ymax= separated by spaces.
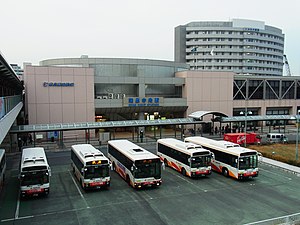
xmin=1 ymin=143 xmax=300 ymax=225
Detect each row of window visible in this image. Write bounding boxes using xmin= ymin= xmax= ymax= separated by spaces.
xmin=187 ymin=38 xmax=283 ymax=47
xmin=234 ymin=80 xmax=300 ymax=100
xmin=187 ymin=51 xmax=283 ymax=60
xmin=190 ymin=58 xmax=282 ymax=65
xmin=71 ymin=151 xmax=84 ymax=172
xmin=188 ymin=45 xmax=283 ymax=53
xmin=197 ymin=145 xmax=238 ymax=168
xmin=187 ymin=31 xmax=284 ymax=41
xmin=266 ymin=109 xmax=290 ymax=115
xmin=189 ymin=64 xmax=282 ymax=72
xmin=108 ymin=145 xmax=133 ymax=170
xmin=157 ymin=143 xmax=190 ymax=166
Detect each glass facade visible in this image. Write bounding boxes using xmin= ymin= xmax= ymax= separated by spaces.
xmin=233 ymin=78 xmax=300 ymax=100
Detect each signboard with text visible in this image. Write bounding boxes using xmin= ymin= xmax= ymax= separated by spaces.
xmin=124 ymin=97 xmax=163 ymax=107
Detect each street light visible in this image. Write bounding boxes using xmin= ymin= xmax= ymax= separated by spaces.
xmin=295 ymin=110 xmax=300 ymax=161
xmin=240 ymin=110 xmax=252 ymax=147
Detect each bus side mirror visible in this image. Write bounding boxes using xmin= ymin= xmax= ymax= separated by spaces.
xmin=211 ymin=153 xmax=215 ymax=159
xmin=49 ymin=167 xmax=52 ymax=176
xmin=131 ymin=164 xmax=138 ymax=172
xmin=131 ymin=165 xmax=137 ymax=172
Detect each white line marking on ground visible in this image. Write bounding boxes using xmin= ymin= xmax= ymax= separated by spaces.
xmin=244 ymin=211 xmax=300 ymax=225
xmin=166 ymin=168 xmax=206 ymax=191
xmin=15 ymin=192 xmax=20 ymax=219
xmin=68 ymin=170 xmax=90 ymax=209
xmin=260 ymin=167 xmax=292 ymax=180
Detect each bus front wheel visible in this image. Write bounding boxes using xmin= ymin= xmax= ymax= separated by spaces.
xmin=222 ymin=168 xmax=229 ymax=177
xmin=164 ymin=159 xmax=168 ymax=167
xmin=181 ymin=168 xmax=187 ymax=176
xmin=126 ymin=175 xmax=131 ymax=186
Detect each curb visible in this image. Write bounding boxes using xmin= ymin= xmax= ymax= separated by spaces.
xmin=260 ymin=157 xmax=300 ymax=176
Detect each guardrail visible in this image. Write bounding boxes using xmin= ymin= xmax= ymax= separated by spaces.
xmin=0 ymin=95 xmax=22 ymax=120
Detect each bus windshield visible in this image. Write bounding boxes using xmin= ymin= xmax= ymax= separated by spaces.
xmin=134 ymin=159 xmax=161 ymax=179
xmin=21 ymin=170 xmax=49 ymax=186
xmin=239 ymin=155 xmax=258 ymax=170
xmin=190 ymin=155 xmax=211 ymax=168
xmin=84 ymin=165 xmax=109 ymax=179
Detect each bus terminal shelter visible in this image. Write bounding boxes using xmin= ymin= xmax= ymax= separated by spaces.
xmin=8 ymin=111 xmax=300 ymax=151
xmin=9 ymin=118 xmax=203 ymax=150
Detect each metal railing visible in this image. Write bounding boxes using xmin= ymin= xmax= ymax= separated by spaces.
xmin=0 ymin=95 xmax=23 ymax=120
xmin=0 ymin=95 xmax=22 ymax=119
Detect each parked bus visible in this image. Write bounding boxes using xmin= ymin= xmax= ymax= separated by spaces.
xmin=157 ymin=138 xmax=212 ymax=177
xmin=0 ymin=149 xmax=6 ymax=192
xmin=71 ymin=144 xmax=110 ymax=190
xmin=19 ymin=147 xmax=51 ymax=198
xmin=108 ymin=140 xmax=162 ymax=188
xmin=185 ymin=137 xmax=258 ymax=179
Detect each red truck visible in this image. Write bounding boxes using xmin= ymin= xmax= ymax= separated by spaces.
xmin=223 ymin=132 xmax=260 ymax=145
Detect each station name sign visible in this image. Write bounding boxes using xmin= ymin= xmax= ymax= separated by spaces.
xmin=243 ymin=28 xmax=260 ymax=32
xmin=43 ymin=82 xmax=75 ymax=87
xmin=124 ymin=97 xmax=163 ymax=107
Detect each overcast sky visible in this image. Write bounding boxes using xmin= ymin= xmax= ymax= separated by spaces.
xmin=1 ymin=0 xmax=300 ymax=74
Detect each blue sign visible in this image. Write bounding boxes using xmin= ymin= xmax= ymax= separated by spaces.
xmin=43 ymin=82 xmax=75 ymax=87
xmin=126 ymin=97 xmax=162 ymax=107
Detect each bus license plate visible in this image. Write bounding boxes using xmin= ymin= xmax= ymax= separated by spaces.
xmin=91 ymin=182 xmax=104 ymax=186
xmin=29 ymin=188 xmax=42 ymax=193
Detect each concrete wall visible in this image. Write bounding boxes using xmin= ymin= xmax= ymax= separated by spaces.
xmin=24 ymin=66 xmax=95 ymax=124
xmin=176 ymin=71 xmax=234 ymax=118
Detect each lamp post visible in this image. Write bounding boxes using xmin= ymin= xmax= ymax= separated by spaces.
xmin=240 ymin=110 xmax=252 ymax=147
xmin=296 ymin=110 xmax=300 ymax=161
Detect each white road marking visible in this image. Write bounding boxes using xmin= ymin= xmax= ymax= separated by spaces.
xmin=260 ymin=167 xmax=293 ymax=180
xmin=68 ymin=170 xmax=90 ymax=209
xmin=14 ymin=192 xmax=20 ymax=219
xmin=166 ymin=168 xmax=206 ymax=191
xmin=244 ymin=211 xmax=300 ymax=225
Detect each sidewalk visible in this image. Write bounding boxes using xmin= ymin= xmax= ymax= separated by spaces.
xmin=260 ymin=157 xmax=300 ymax=175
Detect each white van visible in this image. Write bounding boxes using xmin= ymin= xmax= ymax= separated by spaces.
xmin=266 ymin=133 xmax=287 ymax=143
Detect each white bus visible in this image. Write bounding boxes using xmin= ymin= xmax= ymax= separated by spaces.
xmin=185 ymin=137 xmax=259 ymax=179
xmin=0 ymin=149 xmax=6 ymax=192
xmin=108 ymin=140 xmax=162 ymax=189
xmin=157 ymin=138 xmax=212 ymax=177
xmin=19 ymin=147 xmax=51 ymax=198
xmin=71 ymin=144 xmax=110 ymax=190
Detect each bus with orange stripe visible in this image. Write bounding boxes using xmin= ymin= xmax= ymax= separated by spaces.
xmin=71 ymin=144 xmax=111 ymax=190
xmin=184 ymin=137 xmax=259 ymax=179
xmin=108 ymin=140 xmax=162 ymax=189
xmin=157 ymin=138 xmax=212 ymax=177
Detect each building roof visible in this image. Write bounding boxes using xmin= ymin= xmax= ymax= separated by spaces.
xmin=189 ymin=111 xmax=228 ymax=120
xmin=0 ymin=52 xmax=23 ymax=92
xmin=10 ymin=118 xmax=199 ymax=133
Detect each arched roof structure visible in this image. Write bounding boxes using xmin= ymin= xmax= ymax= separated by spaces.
xmin=188 ymin=111 xmax=228 ymax=120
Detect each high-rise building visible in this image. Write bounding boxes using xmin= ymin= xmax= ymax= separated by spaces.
xmin=10 ymin=64 xmax=24 ymax=80
xmin=175 ymin=19 xmax=285 ymax=76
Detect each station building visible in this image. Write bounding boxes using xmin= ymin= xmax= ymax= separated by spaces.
xmin=24 ymin=58 xmax=189 ymax=125
xmin=24 ymin=56 xmax=300 ymax=129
